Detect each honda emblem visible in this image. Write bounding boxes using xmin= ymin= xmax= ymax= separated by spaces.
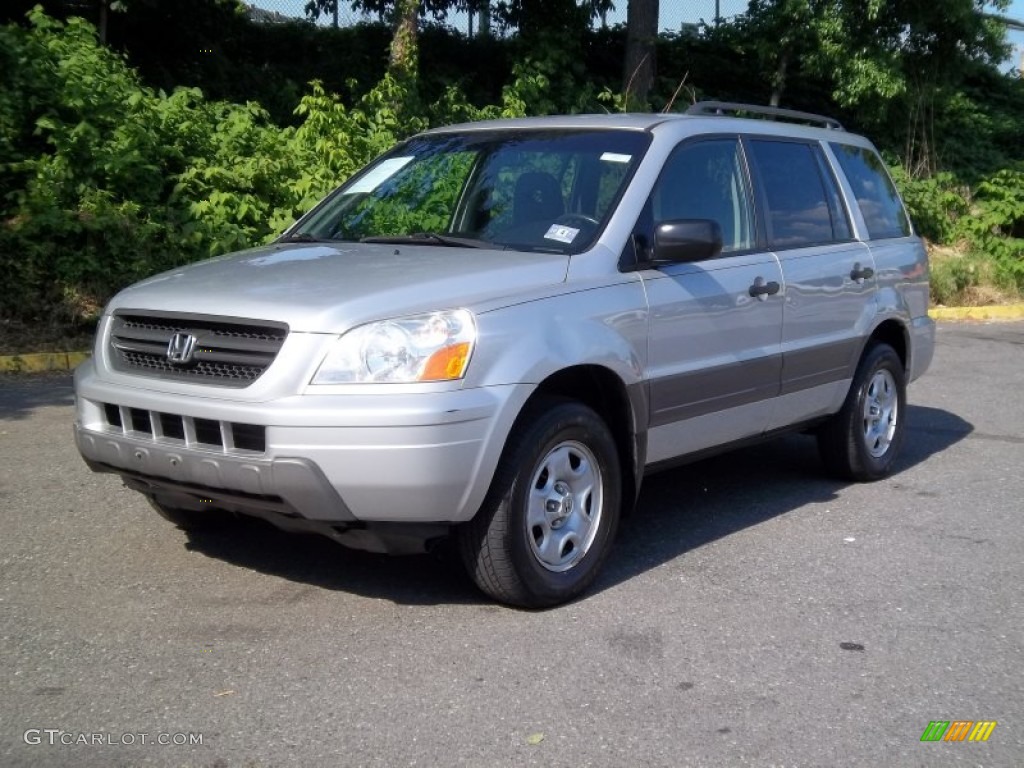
xmin=166 ymin=332 xmax=197 ymax=364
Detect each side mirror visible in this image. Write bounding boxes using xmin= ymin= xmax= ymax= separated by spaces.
xmin=652 ymin=219 xmax=723 ymax=264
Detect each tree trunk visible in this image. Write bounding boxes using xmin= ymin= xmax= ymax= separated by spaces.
xmin=388 ymin=0 xmax=419 ymax=82
xmin=769 ymin=47 xmax=790 ymax=107
xmin=477 ymin=0 xmax=491 ymax=39
xmin=623 ymin=0 xmax=658 ymax=110
xmin=98 ymin=0 xmax=109 ymax=43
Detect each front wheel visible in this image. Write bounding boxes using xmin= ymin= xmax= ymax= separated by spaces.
xmin=458 ymin=399 xmax=622 ymax=608
xmin=817 ymin=343 xmax=907 ymax=481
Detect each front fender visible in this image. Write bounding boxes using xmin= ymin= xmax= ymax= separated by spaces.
xmin=467 ymin=277 xmax=649 ymax=391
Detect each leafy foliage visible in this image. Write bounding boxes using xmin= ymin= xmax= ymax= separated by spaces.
xmin=1 ymin=11 xmax=295 ymax=322
xmin=956 ymin=167 xmax=1024 ymax=287
xmin=2 ymin=2 xmax=1024 ymax=327
xmin=889 ymin=162 xmax=1024 ymax=293
xmin=0 ymin=9 xmax=547 ymax=324
xmin=887 ymin=167 xmax=968 ymax=245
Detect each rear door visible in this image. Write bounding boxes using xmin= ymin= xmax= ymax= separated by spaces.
xmin=744 ymin=137 xmax=875 ymax=431
xmin=638 ymin=136 xmax=785 ymax=464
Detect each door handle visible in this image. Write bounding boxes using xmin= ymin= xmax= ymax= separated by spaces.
xmin=850 ymin=263 xmax=875 ymax=283
xmin=749 ymin=278 xmax=781 ymax=300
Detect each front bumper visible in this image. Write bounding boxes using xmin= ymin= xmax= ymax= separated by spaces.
xmin=74 ymin=359 xmax=529 ymax=525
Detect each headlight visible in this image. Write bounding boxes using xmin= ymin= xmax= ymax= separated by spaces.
xmin=311 ymin=309 xmax=476 ymax=384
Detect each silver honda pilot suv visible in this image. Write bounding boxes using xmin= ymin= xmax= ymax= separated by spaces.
xmin=74 ymin=102 xmax=935 ymax=607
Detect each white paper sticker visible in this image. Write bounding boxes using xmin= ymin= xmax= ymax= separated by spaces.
xmin=544 ymin=224 xmax=580 ymax=244
xmin=346 ymin=157 xmax=414 ymax=194
xmin=600 ymin=152 xmax=632 ymax=163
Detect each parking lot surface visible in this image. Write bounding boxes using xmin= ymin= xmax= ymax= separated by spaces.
xmin=1 ymin=321 xmax=1022 ymax=767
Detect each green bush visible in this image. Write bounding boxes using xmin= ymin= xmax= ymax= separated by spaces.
xmin=0 ymin=11 xmax=303 ymax=321
xmin=2 ymin=7 xmax=1023 ymax=329
xmin=888 ymin=167 xmax=968 ymax=244
xmin=0 ymin=10 xmax=521 ymax=324
xmin=956 ymin=167 xmax=1024 ymax=292
xmin=891 ymin=161 xmax=1024 ymax=299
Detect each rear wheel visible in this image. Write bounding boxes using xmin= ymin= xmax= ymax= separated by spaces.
xmin=458 ymin=399 xmax=622 ymax=608
xmin=817 ymin=343 xmax=906 ymax=481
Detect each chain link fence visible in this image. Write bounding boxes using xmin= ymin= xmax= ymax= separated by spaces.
xmin=243 ymin=1 xmax=748 ymax=32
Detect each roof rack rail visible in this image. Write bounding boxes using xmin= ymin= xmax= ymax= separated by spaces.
xmin=685 ymin=101 xmax=844 ymax=131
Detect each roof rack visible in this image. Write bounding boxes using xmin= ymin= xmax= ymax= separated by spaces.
xmin=685 ymin=101 xmax=844 ymax=131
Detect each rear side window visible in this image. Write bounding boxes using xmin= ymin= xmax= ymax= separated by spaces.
xmin=747 ymin=139 xmax=849 ymax=249
xmin=830 ymin=143 xmax=912 ymax=240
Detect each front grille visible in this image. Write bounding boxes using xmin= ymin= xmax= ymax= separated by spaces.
xmin=109 ymin=312 xmax=288 ymax=387
xmin=158 ymin=412 xmax=185 ymax=440
xmin=194 ymin=418 xmax=222 ymax=446
xmin=129 ymin=408 xmax=153 ymax=434
xmin=100 ymin=402 xmax=266 ymax=454
xmin=231 ymin=422 xmax=267 ymax=452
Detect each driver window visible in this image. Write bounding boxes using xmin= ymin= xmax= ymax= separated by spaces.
xmin=651 ymin=138 xmax=755 ymax=254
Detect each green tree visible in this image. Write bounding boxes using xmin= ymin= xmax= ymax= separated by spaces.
xmin=719 ymin=0 xmax=1011 ymax=174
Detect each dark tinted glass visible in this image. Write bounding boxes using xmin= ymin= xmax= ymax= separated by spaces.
xmin=814 ymin=151 xmax=852 ymax=241
xmin=748 ymin=140 xmax=843 ymax=249
xmin=830 ymin=143 xmax=912 ymax=240
xmin=650 ymin=138 xmax=754 ymax=253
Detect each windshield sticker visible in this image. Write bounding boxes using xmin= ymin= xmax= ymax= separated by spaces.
xmin=544 ymin=225 xmax=580 ymax=244
xmin=600 ymin=152 xmax=632 ymax=163
xmin=346 ymin=157 xmax=414 ymax=194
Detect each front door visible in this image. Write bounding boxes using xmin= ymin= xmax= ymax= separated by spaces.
xmin=638 ymin=137 xmax=785 ymax=464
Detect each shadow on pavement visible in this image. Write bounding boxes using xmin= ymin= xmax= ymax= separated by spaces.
xmin=184 ymin=519 xmax=482 ymax=606
xmin=0 ymin=373 xmax=74 ymax=421
xmin=181 ymin=404 xmax=974 ymax=608
xmin=596 ymin=405 xmax=973 ymax=596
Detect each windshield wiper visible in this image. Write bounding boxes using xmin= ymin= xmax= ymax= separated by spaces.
xmin=277 ymin=233 xmax=334 ymax=244
xmin=359 ymin=232 xmax=495 ymax=249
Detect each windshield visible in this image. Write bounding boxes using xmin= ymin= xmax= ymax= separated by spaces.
xmin=290 ymin=129 xmax=651 ymax=254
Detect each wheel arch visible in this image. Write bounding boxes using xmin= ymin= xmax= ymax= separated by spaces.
xmin=521 ymin=364 xmax=647 ymax=512
xmin=863 ymin=318 xmax=909 ymax=374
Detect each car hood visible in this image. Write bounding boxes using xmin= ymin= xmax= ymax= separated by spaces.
xmin=107 ymin=242 xmax=570 ymax=333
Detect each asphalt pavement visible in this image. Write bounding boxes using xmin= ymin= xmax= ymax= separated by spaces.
xmin=1 ymin=321 xmax=1022 ymax=767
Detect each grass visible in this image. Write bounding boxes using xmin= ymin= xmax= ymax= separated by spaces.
xmin=928 ymin=244 xmax=1022 ymax=307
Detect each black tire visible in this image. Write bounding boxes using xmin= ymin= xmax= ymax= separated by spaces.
xmin=458 ymin=398 xmax=622 ymax=608
xmin=147 ymin=496 xmax=234 ymax=531
xmin=817 ymin=343 xmax=907 ymax=481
